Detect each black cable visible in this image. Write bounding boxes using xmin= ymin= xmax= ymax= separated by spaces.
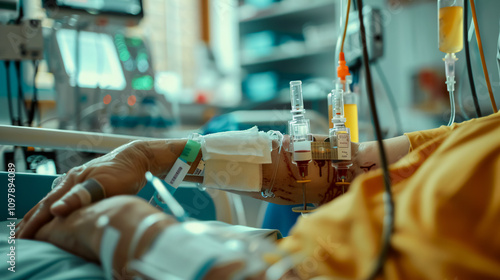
xmin=356 ymin=1 xmax=394 ymax=279
xmin=14 ymin=0 xmax=23 ymax=25
xmin=14 ymin=61 xmax=23 ymax=126
xmin=374 ymin=63 xmax=403 ymax=136
xmin=28 ymin=60 xmax=39 ymax=127
xmin=352 ymin=0 xmax=358 ymax=11
xmin=5 ymin=61 xmax=15 ymax=125
xmin=14 ymin=61 xmax=28 ymax=126
xmin=463 ymin=0 xmax=482 ymax=118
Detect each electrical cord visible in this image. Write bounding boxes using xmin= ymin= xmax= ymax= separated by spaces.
xmin=14 ymin=61 xmax=28 ymax=126
xmin=14 ymin=0 xmax=23 ymax=25
xmin=352 ymin=0 xmax=358 ymax=11
xmin=341 ymin=0 xmax=351 ymax=53
xmin=5 ymin=61 xmax=15 ymax=125
xmin=463 ymin=0 xmax=482 ymax=118
xmin=469 ymin=0 xmax=498 ymax=113
xmin=356 ymin=0 xmax=394 ymax=279
xmin=28 ymin=60 xmax=40 ymax=127
xmin=75 ymin=27 xmax=82 ymax=129
xmin=374 ymin=63 xmax=403 ymax=136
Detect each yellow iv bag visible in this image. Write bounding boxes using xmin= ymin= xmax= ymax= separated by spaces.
xmin=438 ymin=3 xmax=463 ymax=53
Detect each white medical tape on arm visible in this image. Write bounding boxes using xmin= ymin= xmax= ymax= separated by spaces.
xmin=97 ymin=216 xmax=121 ymax=280
xmin=132 ymin=221 xmax=281 ymax=280
xmin=138 ymin=222 xmax=240 ymax=280
xmin=127 ymin=212 xmax=168 ymax=261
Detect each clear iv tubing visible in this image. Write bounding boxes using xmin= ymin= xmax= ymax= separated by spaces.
xmin=444 ymin=53 xmax=457 ymax=126
xmin=334 ymin=2 xmax=346 ymax=67
xmin=448 ymin=86 xmax=456 ymax=126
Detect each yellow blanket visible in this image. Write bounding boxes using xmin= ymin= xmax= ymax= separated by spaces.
xmin=279 ymin=112 xmax=500 ymax=279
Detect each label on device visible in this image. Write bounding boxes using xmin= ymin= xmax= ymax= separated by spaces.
xmin=293 ymin=141 xmax=312 ymax=162
xmin=337 ymin=133 xmax=351 ymax=160
xmin=193 ymin=159 xmax=205 ymax=176
xmin=165 ymin=158 xmax=190 ymax=190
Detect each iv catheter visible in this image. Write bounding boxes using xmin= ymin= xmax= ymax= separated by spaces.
xmin=146 ymin=171 xmax=188 ymax=222
xmin=288 ymin=81 xmax=314 ymax=213
xmin=438 ymin=0 xmax=464 ymax=126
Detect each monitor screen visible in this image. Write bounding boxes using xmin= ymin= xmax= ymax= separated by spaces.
xmin=57 ymin=29 xmax=126 ymax=90
xmin=45 ymin=0 xmax=143 ymax=17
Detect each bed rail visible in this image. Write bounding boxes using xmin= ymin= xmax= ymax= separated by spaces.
xmin=0 ymin=125 xmax=153 ymax=153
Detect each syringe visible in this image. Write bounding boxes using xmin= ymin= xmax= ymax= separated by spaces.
xmin=288 ymin=81 xmax=313 ymax=212
xmin=329 ymin=85 xmax=352 ymax=189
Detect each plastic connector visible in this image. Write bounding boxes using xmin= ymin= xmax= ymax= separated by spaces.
xmin=337 ymin=52 xmax=351 ymax=81
xmin=443 ymin=53 xmax=457 ymax=93
xmin=445 ymin=75 xmax=456 ymax=93
xmin=443 ymin=53 xmax=457 ymax=126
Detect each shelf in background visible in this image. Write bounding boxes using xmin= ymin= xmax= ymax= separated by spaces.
xmin=239 ymin=0 xmax=336 ymax=23
xmin=241 ymin=42 xmax=336 ymax=67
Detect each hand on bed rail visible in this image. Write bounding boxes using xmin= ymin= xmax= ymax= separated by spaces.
xmin=16 ymin=141 xmax=156 ymax=239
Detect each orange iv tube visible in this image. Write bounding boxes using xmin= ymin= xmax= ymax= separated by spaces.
xmin=334 ymin=52 xmax=359 ymax=142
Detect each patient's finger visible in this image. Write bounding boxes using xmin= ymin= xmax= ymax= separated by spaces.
xmin=18 ymin=203 xmax=55 ymax=239
xmin=51 ymin=179 xmax=106 ymax=217
xmin=17 ymin=175 xmax=75 ymax=239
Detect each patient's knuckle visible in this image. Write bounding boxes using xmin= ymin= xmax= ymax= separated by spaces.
xmin=68 ymin=166 xmax=85 ymax=177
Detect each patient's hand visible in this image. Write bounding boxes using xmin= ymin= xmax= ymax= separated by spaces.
xmin=35 ymin=196 xmax=175 ymax=277
xmin=34 ymin=196 xmax=296 ymax=279
xmin=17 ymin=141 xmax=153 ymax=239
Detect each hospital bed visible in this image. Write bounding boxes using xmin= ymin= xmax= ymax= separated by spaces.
xmin=0 ymin=125 xmax=247 ymax=279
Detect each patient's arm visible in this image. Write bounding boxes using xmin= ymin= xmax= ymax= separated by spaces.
xmin=35 ymin=196 xmax=175 ymax=276
xmin=34 ymin=196 xmax=298 ymax=280
xmin=196 ymin=135 xmax=410 ymax=205
xmin=19 ymin=133 xmax=410 ymax=239
xmin=350 ymin=135 xmax=410 ymax=177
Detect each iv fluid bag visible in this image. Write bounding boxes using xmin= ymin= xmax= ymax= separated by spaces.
xmin=439 ymin=5 xmax=463 ymax=53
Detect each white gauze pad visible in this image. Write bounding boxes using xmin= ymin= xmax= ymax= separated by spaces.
xmin=201 ymin=127 xmax=272 ymax=192
xmin=203 ymin=160 xmax=261 ymax=192
xmin=201 ymin=127 xmax=272 ymax=163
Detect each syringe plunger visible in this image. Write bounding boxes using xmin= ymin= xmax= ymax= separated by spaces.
xmin=330 ymin=88 xmax=346 ymax=124
xmin=290 ymin=81 xmax=304 ymax=114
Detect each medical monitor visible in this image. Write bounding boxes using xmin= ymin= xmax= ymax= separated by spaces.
xmin=43 ymin=0 xmax=143 ymax=22
xmin=57 ymin=29 xmax=126 ymax=90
